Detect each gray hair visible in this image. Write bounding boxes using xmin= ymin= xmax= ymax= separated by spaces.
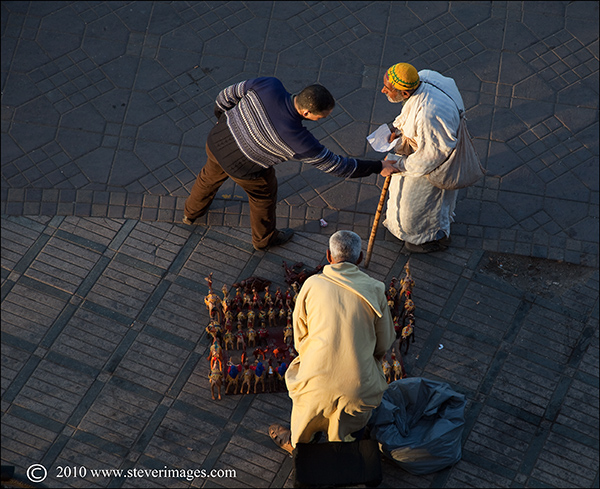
xmin=329 ymin=230 xmax=361 ymax=263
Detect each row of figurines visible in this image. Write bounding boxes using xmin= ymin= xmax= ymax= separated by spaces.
xmin=205 ymin=282 xmax=300 ymax=324
xmin=208 ymin=346 xmax=293 ymax=400
xmin=205 ymin=314 xmax=293 ymax=351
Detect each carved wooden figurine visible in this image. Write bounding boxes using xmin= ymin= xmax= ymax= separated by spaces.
xmin=391 ymin=353 xmax=404 ymax=381
xmin=236 ymin=323 xmax=246 ymax=350
xmin=382 ymin=357 xmax=393 ymax=384
xmin=209 ymin=364 xmax=223 ymax=400
xmin=240 ymin=363 xmax=253 ymax=394
xmin=254 ymin=360 xmax=266 ymax=393
xmin=225 ymin=362 xmax=240 ymax=395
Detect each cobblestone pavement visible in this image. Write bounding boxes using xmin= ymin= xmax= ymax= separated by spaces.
xmin=1 ymin=2 xmax=598 ymax=488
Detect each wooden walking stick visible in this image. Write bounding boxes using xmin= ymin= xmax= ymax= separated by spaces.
xmin=364 ymin=175 xmax=392 ymax=268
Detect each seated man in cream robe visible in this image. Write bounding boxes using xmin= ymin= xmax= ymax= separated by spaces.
xmin=269 ymin=230 xmax=395 ymax=454
xmin=380 ymin=63 xmax=464 ymax=253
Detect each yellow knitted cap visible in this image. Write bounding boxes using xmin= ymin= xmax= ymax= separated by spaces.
xmin=387 ymin=63 xmax=419 ymax=90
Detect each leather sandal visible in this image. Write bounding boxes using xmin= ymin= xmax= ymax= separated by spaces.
xmin=268 ymin=423 xmax=294 ymax=455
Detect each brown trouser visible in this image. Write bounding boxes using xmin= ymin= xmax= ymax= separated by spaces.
xmin=184 ymin=144 xmax=278 ymax=249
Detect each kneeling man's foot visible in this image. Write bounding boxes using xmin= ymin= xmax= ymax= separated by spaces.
xmin=404 ymin=237 xmax=449 ymax=253
xmin=268 ymin=423 xmax=294 ymax=455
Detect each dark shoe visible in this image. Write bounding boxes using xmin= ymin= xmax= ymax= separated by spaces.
xmin=404 ymin=238 xmax=449 ymax=253
xmin=254 ymin=228 xmax=294 ymax=251
xmin=269 ymin=423 xmax=294 ymax=455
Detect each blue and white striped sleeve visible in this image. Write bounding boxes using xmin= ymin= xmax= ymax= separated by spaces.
xmin=214 ymin=80 xmax=248 ymax=118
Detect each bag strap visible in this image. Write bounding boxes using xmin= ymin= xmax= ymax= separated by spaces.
xmin=422 ymin=80 xmax=463 ymax=117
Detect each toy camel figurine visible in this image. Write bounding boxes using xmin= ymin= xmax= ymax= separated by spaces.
xmin=391 ymin=353 xmax=405 ymax=381
xmin=382 ymin=357 xmax=393 ymax=384
xmin=284 ymin=323 xmax=293 ymax=346
xmin=400 ymin=315 xmax=415 ymax=354
xmin=209 ymin=363 xmax=223 ymax=400
xmin=268 ymin=307 xmax=277 ymax=328
xmin=208 ymin=338 xmax=223 ymax=372
xmin=247 ymin=326 xmax=257 ymax=348
xmin=223 ymin=326 xmax=234 ymax=351
xmin=399 ymin=261 xmax=414 ymax=299
xmin=240 ymin=364 xmax=253 ymax=394
xmin=225 ymin=361 xmax=240 ymax=395
xmin=254 ymin=360 xmax=266 ymax=393
xmin=235 ymin=323 xmax=246 ymax=350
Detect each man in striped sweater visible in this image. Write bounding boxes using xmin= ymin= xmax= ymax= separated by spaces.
xmin=183 ymin=77 xmax=396 ymax=251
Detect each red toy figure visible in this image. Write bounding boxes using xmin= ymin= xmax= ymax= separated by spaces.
xmin=251 ymin=287 xmax=262 ymax=309
xmin=233 ymin=287 xmax=243 ymax=309
xmin=236 ymin=323 xmax=246 ymax=350
xmin=272 ymin=345 xmax=289 ymax=361
xmin=253 ymin=346 xmax=267 ymax=362
xmin=258 ymin=322 xmax=269 ymax=346
xmin=274 ymin=287 xmax=283 ymax=309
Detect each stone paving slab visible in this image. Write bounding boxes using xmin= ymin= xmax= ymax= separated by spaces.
xmin=1 ymin=216 xmax=599 ymax=488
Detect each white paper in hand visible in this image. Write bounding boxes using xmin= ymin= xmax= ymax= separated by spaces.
xmin=367 ymin=124 xmax=396 ymax=152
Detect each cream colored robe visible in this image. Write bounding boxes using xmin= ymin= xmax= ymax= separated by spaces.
xmin=286 ymin=262 xmax=395 ymax=446
xmin=383 ymin=70 xmax=464 ymax=245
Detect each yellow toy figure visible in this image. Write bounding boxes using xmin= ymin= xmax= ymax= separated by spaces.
xmin=209 ymin=364 xmax=223 ymax=400
xmin=236 ymin=323 xmax=246 ymax=350
xmin=382 ymin=357 xmax=393 ymax=384
xmin=247 ymin=309 xmax=255 ymax=329
xmin=247 ymin=325 xmax=257 ymax=348
xmin=391 ymin=353 xmax=405 ymax=381
xmin=284 ymin=323 xmax=293 ymax=346
xmin=268 ymin=307 xmax=277 ymax=328
xmin=223 ymin=325 xmax=234 ymax=351
xmin=208 ymin=338 xmax=223 ymax=372
xmin=399 ymin=262 xmax=414 ymax=299
xmin=240 ymin=363 xmax=253 ymax=394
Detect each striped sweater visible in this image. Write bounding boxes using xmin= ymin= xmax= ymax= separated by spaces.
xmin=209 ymin=77 xmax=381 ymax=179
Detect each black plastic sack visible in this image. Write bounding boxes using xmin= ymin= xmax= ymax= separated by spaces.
xmin=368 ymin=377 xmax=466 ymax=475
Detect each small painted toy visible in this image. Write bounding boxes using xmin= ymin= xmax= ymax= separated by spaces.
xmin=391 ymin=353 xmax=405 ymax=381
xmin=209 ymin=364 xmax=223 ymax=400
xmin=254 ymin=360 xmax=266 ymax=393
xmin=382 ymin=357 xmax=393 ymax=384
xmin=240 ymin=363 xmax=253 ymax=394
xmin=225 ymin=361 xmax=240 ymax=395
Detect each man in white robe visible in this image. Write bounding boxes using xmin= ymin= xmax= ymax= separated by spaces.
xmin=268 ymin=231 xmax=395 ymax=453
xmin=380 ymin=63 xmax=464 ymax=253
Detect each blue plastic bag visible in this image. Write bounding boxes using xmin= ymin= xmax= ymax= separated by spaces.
xmin=368 ymin=377 xmax=466 ymax=475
